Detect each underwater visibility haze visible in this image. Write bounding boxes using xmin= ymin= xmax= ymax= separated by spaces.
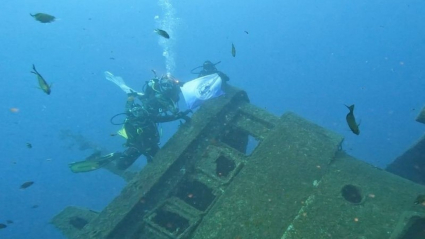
xmin=1 ymin=0 xmax=425 ymax=238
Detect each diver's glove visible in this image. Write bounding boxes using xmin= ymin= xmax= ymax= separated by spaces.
xmin=218 ymin=72 xmax=230 ymax=82
xmin=127 ymin=89 xmax=144 ymax=97
xmin=177 ymin=109 xmax=192 ymax=122
xmin=177 ymin=81 xmax=186 ymax=87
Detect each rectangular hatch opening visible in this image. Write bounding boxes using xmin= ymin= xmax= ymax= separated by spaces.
xmin=399 ymin=216 xmax=425 ymax=239
xmin=175 ymin=180 xmax=216 ymax=212
xmin=151 ymin=208 xmax=190 ymax=237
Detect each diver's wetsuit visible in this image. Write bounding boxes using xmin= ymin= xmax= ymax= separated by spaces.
xmin=198 ymin=61 xmax=230 ymax=82
xmin=115 ymin=78 xmax=191 ymax=170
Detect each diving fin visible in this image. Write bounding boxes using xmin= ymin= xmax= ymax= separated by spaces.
xmin=105 ymin=71 xmax=141 ymax=95
xmin=69 ymin=153 xmax=118 ymax=173
xmin=69 ymin=160 xmax=102 ymax=173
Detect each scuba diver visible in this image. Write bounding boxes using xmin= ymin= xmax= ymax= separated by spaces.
xmin=116 ymin=73 xmax=191 ymax=168
xmin=69 ymin=73 xmax=191 ymax=173
xmin=191 ymin=60 xmax=230 ymax=82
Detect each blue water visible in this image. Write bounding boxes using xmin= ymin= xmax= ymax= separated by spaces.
xmin=1 ymin=0 xmax=424 ymax=238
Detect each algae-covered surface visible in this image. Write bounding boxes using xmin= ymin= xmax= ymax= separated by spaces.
xmin=191 ymin=112 xmax=343 ymax=239
xmin=283 ymin=153 xmax=425 ymax=239
xmin=52 ymin=90 xmax=425 ymax=239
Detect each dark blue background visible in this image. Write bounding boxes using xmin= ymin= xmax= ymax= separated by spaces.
xmin=1 ymin=0 xmax=424 ymax=238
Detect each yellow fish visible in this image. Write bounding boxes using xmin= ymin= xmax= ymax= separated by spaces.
xmin=31 ymin=64 xmax=52 ymax=95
